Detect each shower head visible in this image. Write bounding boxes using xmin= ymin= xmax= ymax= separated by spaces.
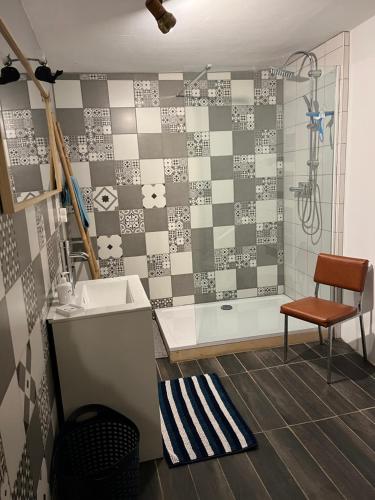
xmin=270 ymin=50 xmax=322 ymax=81
xmin=269 ymin=67 xmax=295 ymax=79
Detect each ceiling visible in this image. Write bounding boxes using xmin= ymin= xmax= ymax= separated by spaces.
xmin=19 ymin=0 xmax=375 ymax=73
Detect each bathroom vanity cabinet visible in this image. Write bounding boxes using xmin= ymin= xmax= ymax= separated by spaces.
xmin=48 ymin=276 xmax=163 ymax=462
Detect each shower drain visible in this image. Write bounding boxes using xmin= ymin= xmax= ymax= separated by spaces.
xmin=221 ymin=304 xmax=233 ymax=311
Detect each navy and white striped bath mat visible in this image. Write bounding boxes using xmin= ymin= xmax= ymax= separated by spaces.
xmin=158 ymin=373 xmax=257 ymax=467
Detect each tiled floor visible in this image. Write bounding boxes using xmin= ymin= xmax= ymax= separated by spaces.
xmin=140 ymin=339 xmax=375 ymax=499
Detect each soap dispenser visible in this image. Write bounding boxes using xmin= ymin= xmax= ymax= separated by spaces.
xmin=57 ymin=272 xmax=73 ymax=305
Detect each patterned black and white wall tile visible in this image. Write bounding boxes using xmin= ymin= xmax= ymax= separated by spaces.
xmin=0 ymin=79 xmax=53 ymax=204
xmin=0 ymin=195 xmax=61 ymax=498
xmin=56 ymin=71 xmax=284 ymax=307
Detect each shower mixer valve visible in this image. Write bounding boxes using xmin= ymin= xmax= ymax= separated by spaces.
xmin=289 ymin=182 xmax=312 ymax=196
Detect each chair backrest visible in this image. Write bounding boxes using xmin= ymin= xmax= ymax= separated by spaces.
xmin=314 ymin=253 xmax=369 ymax=292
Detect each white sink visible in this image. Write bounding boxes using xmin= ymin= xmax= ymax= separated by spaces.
xmin=49 ymin=275 xmax=150 ymax=321
xmin=77 ymin=277 xmax=132 ymax=309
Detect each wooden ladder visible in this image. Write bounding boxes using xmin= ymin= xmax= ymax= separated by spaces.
xmin=54 ymin=121 xmax=100 ymax=279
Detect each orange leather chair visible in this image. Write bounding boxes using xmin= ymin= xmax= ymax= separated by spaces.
xmin=281 ymin=253 xmax=369 ymax=383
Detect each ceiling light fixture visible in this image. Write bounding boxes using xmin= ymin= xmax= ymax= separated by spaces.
xmin=145 ymin=0 xmax=177 ymax=34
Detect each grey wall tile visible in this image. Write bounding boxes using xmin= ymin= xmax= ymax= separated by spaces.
xmin=26 ymin=404 xmax=44 ymax=496
xmin=159 ymin=81 xmax=185 ymax=107
xmin=162 ymin=133 xmax=187 ymax=158
xmin=211 ymin=156 xmax=233 ymax=180
xmin=236 ymin=267 xmax=257 ymax=289
xmin=233 ymin=131 xmax=255 ymax=154
xmin=0 ymin=80 xmax=30 ymax=110
xmin=166 ymin=182 xmax=189 ymax=206
xmin=235 ymin=224 xmax=257 ymax=246
xmin=11 ymin=166 xmax=43 ymax=193
xmin=254 ymin=105 xmax=277 ymax=129
xmin=118 ymin=185 xmax=143 ymax=209
xmin=138 ymin=133 xmax=163 ymax=158
xmin=56 ymin=109 xmax=85 ymax=135
xmin=213 ymin=203 xmax=235 ymax=226
xmin=110 ymin=108 xmax=137 ymax=134
xmin=107 ymin=73 xmax=134 ymax=80
xmin=191 ymin=227 xmax=213 ymax=250
xmin=81 ymin=80 xmax=110 ymax=107
xmin=209 ymin=106 xmax=232 ymax=131
xmin=94 ymin=211 xmax=121 ymax=235
xmin=90 ymin=161 xmax=116 ymax=186
xmin=192 ymin=249 xmax=215 ymax=272
xmin=122 ymin=233 xmax=146 ymax=256
xmin=32 ymin=254 xmax=46 ymax=314
xmin=31 ymin=110 xmax=50 ymax=137
xmin=234 ymin=179 xmax=256 ymax=202
xmin=172 ymin=274 xmax=194 ymax=296
xmin=13 ymin=211 xmax=31 ymax=274
xmin=0 ymin=298 xmax=15 ymax=405
xmin=257 ymin=244 xmax=278 ymax=265
xmin=144 ymin=208 xmax=168 ymax=232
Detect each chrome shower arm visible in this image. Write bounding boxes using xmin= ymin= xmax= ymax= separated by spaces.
xmin=283 ymin=50 xmax=319 ymax=72
xmin=176 ymin=64 xmax=212 ymax=97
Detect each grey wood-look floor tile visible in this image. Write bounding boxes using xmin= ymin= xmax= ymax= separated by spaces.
xmin=331 ymin=338 xmax=355 ymax=355
xmin=247 ymin=433 xmax=305 ymax=500
xmin=178 ymin=360 xmax=203 ymax=378
xmin=217 ymin=354 xmax=246 ymax=375
xmin=307 ymin=340 xmax=329 ymax=357
xmin=250 ymin=370 xmax=310 ymax=425
xmin=289 ymin=343 xmax=321 ymax=361
xmin=340 ymin=411 xmax=375 ymax=452
xmin=156 ymin=458 xmax=198 ymax=500
xmin=308 ymin=358 xmax=375 ymax=410
xmin=292 ymin=421 xmax=375 ymax=499
xmin=344 ymin=352 xmax=375 ymax=378
xmin=254 ymin=349 xmax=284 ymax=367
xmin=235 ymin=351 xmax=266 ymax=371
xmin=189 ymin=459 xmax=235 ymax=500
xmin=289 ymin=361 xmax=356 ymax=415
xmin=307 ymin=339 xmax=352 ymax=358
xmin=219 ymin=452 xmax=271 ymax=499
xmin=317 ymin=417 xmax=375 ymax=488
xmin=230 ymin=373 xmax=286 ymax=431
xmin=362 ymin=407 xmax=375 ymax=423
xmin=219 ymin=376 xmax=261 ymax=434
xmin=139 ymin=460 xmax=163 ymax=500
xmin=198 ymin=357 xmax=227 ymax=377
xmin=272 ymin=346 xmax=297 ymax=362
xmin=266 ymin=427 xmax=343 ymax=499
xmin=270 ymin=365 xmax=333 ymax=420
xmin=157 ymin=358 xmax=182 ymax=381
xmin=331 ymin=355 xmax=375 ymax=400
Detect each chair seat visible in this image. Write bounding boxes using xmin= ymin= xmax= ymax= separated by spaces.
xmin=280 ymin=297 xmax=358 ymax=328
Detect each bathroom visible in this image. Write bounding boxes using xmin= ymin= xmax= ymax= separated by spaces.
xmin=0 ymin=0 xmax=375 ymax=498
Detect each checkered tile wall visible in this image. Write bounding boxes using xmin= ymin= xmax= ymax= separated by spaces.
xmin=55 ymin=71 xmax=284 ymax=307
xmin=0 ymin=196 xmax=62 ymax=498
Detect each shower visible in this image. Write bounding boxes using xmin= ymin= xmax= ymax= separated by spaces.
xmin=271 ymin=51 xmax=328 ymax=243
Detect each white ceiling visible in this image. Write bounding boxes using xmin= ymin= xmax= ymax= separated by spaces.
xmin=19 ymin=0 xmax=375 ymax=73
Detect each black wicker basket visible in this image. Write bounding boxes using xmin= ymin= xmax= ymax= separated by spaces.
xmin=52 ymin=404 xmax=140 ymax=500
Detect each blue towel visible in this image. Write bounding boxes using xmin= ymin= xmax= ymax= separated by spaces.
xmin=62 ymin=176 xmax=90 ymax=229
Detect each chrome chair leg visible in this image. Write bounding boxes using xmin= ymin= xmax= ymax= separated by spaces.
xmin=284 ymin=315 xmax=288 ymax=363
xmin=359 ymin=315 xmax=368 ymax=361
xmin=327 ymin=326 xmax=333 ymax=384
xmin=318 ymin=326 xmax=324 ymax=345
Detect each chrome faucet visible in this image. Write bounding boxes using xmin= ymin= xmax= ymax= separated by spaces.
xmin=60 ymin=240 xmax=89 ymax=294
